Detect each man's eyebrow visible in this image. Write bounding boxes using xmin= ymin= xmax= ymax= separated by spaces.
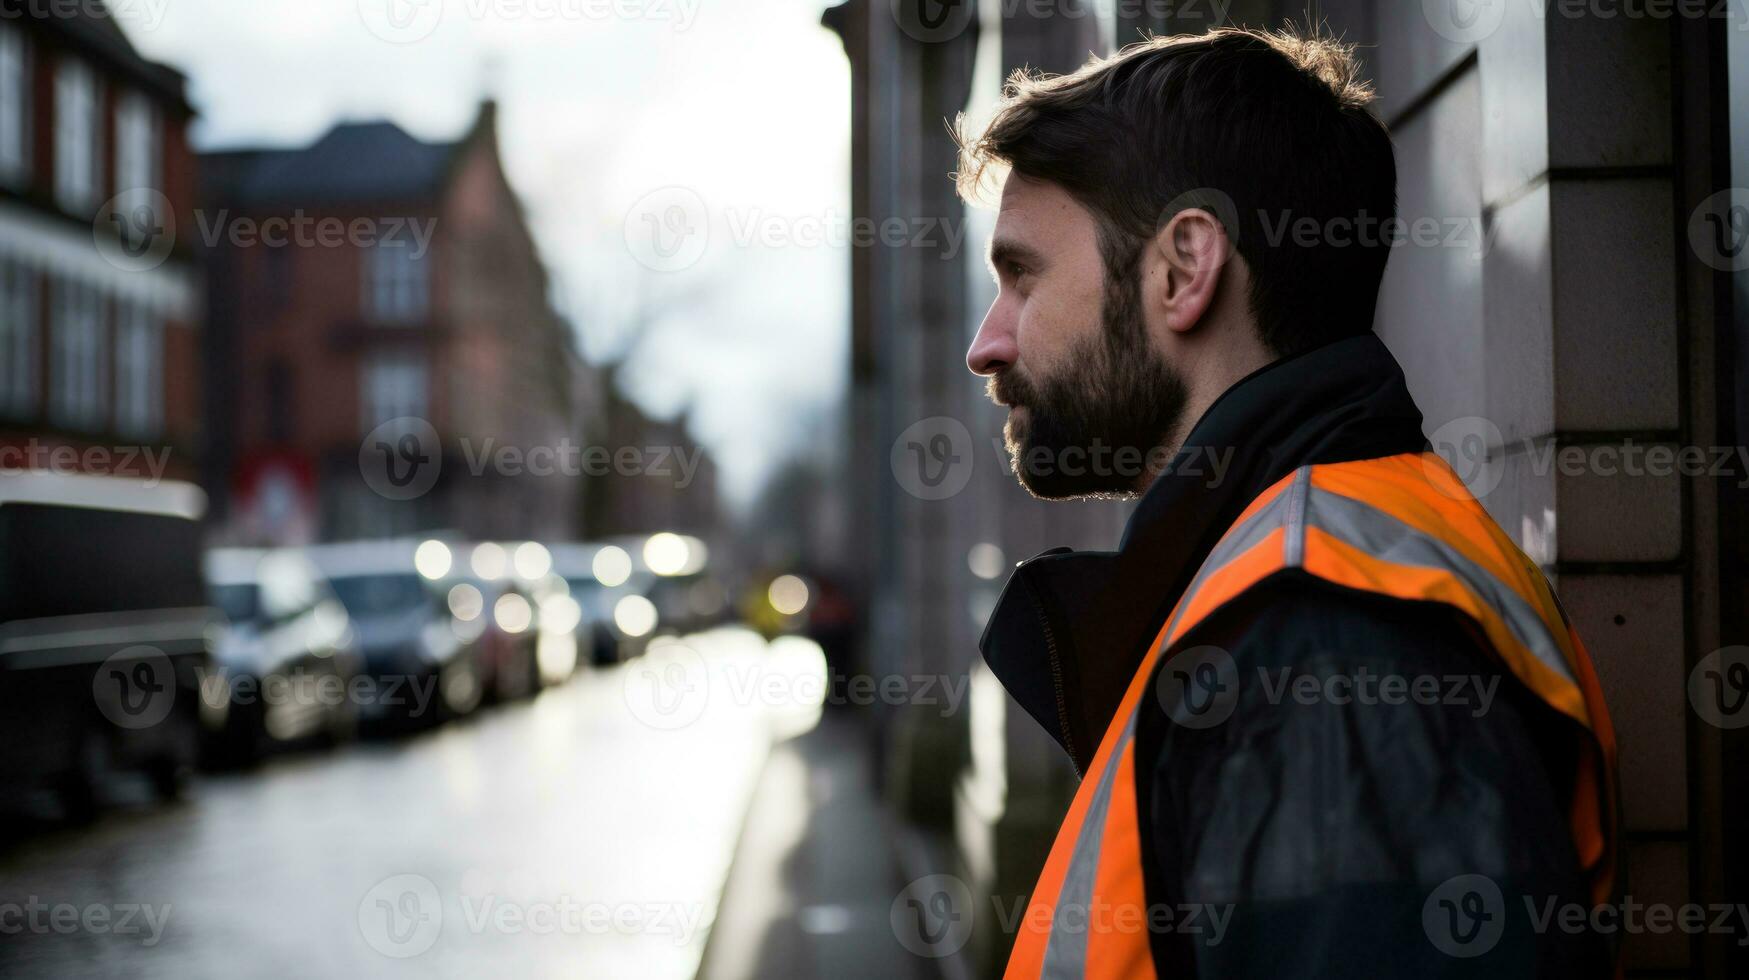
xmin=987 ymin=236 xmax=1046 ymax=274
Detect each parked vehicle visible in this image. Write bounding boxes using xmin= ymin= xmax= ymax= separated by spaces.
xmin=202 ymin=548 xmax=362 ymax=767
xmin=305 ymin=539 xmax=485 ymax=731
xmin=0 ymin=473 xmax=225 ymax=820
xmin=550 ymin=537 xmax=723 ymax=665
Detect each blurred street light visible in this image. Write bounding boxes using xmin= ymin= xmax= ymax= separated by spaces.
xmin=415 ymin=539 xmax=452 ymax=580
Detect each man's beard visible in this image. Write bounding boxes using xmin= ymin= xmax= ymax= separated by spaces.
xmin=989 ymin=269 xmax=1189 ymax=500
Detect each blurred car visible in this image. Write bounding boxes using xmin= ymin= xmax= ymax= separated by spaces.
xmin=305 ymin=539 xmax=486 ymax=730
xmin=550 ymin=543 xmax=656 ymax=666
xmin=202 ymin=548 xmax=362 ymax=767
xmin=0 ymin=473 xmax=225 ymax=820
xmin=442 ymin=541 xmax=561 ymax=701
xmin=619 ymin=532 xmax=729 ymax=637
xmin=549 ymin=534 xmax=724 ymax=665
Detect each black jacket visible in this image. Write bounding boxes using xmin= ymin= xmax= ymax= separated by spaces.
xmin=980 ymin=335 xmax=1606 ymax=977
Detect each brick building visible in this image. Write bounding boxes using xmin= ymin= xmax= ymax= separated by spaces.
xmin=0 ymin=0 xmax=200 ymax=483
xmin=829 ymin=2 xmax=1749 ymax=976
xmin=199 ymin=102 xmax=586 ymax=544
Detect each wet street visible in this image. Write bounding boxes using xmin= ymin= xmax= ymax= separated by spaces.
xmin=0 ymin=627 xmax=805 ymax=980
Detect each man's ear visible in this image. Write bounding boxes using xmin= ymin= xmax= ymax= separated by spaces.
xmin=1150 ymin=208 xmax=1231 ymax=335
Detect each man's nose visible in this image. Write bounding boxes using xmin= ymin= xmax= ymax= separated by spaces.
xmin=966 ymin=308 xmax=1018 ymax=377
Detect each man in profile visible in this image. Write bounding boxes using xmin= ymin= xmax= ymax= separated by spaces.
xmin=961 ymin=27 xmax=1619 ymax=978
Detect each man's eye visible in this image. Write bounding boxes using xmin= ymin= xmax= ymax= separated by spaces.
xmin=1007 ymin=263 xmax=1028 ymax=280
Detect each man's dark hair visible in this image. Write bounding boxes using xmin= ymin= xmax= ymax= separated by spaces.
xmin=956 ymin=27 xmax=1398 ymax=357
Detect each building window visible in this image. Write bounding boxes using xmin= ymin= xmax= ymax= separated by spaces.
xmin=114 ymin=90 xmax=159 ymax=193
xmin=54 ymin=58 xmax=100 ymax=212
xmin=364 ymin=238 xmax=429 ymax=323
xmin=114 ymin=303 xmax=162 ymax=438
xmin=361 ymin=352 xmax=427 ymax=429
xmin=0 ymin=258 xmax=37 ymax=416
xmin=0 ymin=24 xmax=28 ymax=185
xmin=50 ymin=279 xmax=105 ymax=430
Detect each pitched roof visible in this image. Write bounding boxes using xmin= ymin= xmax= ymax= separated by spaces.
xmin=207 ymin=121 xmax=461 ymax=208
xmin=7 ymin=0 xmax=188 ymax=102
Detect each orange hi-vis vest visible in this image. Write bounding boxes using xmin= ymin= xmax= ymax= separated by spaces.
xmin=1003 ymin=452 xmax=1620 ymax=979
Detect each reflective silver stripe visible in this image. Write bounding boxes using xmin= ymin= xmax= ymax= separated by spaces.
xmin=1040 ymin=470 xmax=1308 ymax=977
xmin=1155 ymin=471 xmax=1302 ymax=647
xmin=1283 ymin=465 xmax=1312 ymax=567
xmin=1041 ymin=714 xmax=1136 ymax=978
xmin=1301 ymin=488 xmax=1576 ymax=687
xmin=1034 ymin=464 xmax=1577 ymax=975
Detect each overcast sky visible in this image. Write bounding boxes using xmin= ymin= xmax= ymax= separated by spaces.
xmin=115 ymin=0 xmax=850 ymax=508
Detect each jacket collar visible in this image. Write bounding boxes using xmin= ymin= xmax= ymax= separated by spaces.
xmin=978 ymin=333 xmax=1429 ymax=773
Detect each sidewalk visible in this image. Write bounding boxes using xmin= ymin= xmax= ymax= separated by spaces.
xmin=698 ymin=710 xmax=937 ymax=980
